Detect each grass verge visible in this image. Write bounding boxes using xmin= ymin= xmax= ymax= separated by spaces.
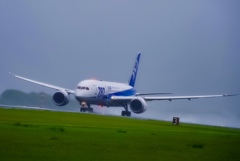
xmin=0 ymin=108 xmax=239 ymax=161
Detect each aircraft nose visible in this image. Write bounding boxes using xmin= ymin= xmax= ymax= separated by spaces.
xmin=75 ymin=89 xmax=84 ymax=97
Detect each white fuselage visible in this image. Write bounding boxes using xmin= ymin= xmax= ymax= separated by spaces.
xmin=74 ymin=79 xmax=136 ymax=107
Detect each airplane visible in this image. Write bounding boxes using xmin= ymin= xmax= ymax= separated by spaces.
xmin=9 ymin=53 xmax=237 ymax=116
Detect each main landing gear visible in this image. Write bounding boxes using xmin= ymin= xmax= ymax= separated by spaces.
xmin=121 ymin=104 xmax=131 ymax=117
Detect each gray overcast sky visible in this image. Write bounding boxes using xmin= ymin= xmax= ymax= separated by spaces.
xmin=1 ymin=1 xmax=240 ymax=127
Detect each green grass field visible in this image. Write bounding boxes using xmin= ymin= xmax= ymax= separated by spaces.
xmin=0 ymin=108 xmax=239 ymax=161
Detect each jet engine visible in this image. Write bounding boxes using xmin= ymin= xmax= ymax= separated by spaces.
xmin=129 ymin=97 xmax=147 ymax=114
xmin=52 ymin=90 xmax=69 ymax=106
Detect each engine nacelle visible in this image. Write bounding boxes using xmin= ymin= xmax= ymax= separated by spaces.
xmin=52 ymin=90 xmax=70 ymax=106
xmin=129 ymin=97 xmax=147 ymax=114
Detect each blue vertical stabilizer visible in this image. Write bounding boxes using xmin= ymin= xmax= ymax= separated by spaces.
xmin=128 ymin=53 xmax=141 ymax=87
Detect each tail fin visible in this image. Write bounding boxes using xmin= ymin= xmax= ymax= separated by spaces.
xmin=128 ymin=52 xmax=141 ymax=87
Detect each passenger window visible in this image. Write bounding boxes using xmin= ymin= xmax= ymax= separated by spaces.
xmin=86 ymin=87 xmax=89 ymax=90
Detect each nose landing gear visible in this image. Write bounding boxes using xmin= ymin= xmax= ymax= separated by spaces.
xmin=80 ymin=107 xmax=94 ymax=112
xmin=80 ymin=102 xmax=93 ymax=113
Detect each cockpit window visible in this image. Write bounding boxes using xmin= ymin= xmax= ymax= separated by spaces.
xmin=77 ymin=86 xmax=90 ymax=90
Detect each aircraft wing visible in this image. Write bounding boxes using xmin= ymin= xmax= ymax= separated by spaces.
xmin=9 ymin=72 xmax=75 ymax=94
xmin=111 ymin=94 xmax=237 ymax=101
xmin=135 ymin=92 xmax=172 ymax=96
xmin=143 ymin=94 xmax=237 ymax=101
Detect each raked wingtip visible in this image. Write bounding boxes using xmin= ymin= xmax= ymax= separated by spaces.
xmin=9 ymin=72 xmax=15 ymax=76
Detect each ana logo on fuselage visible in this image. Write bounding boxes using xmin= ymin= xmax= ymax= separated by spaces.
xmin=97 ymin=87 xmax=105 ymax=98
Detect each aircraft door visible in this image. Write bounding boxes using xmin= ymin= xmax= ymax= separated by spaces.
xmin=93 ymin=85 xmax=98 ymax=96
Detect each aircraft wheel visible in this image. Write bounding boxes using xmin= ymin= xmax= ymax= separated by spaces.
xmin=121 ymin=111 xmax=131 ymax=116
xmin=126 ymin=111 xmax=131 ymax=117
xmin=80 ymin=107 xmax=85 ymax=112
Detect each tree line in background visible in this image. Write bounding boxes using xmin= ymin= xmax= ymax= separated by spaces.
xmin=0 ymin=89 xmax=78 ymax=111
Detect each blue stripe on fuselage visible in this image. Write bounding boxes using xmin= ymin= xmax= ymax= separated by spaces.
xmin=106 ymin=88 xmax=136 ymax=98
